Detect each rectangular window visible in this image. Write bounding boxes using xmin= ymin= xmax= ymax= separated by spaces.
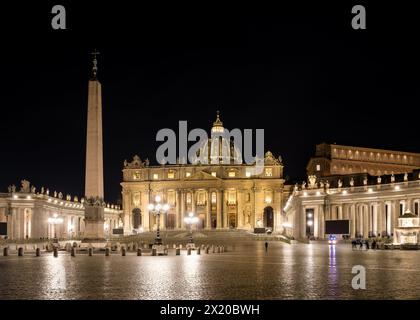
xmin=228 ymin=171 xmax=236 ymax=177
xmin=265 ymin=168 xmax=272 ymax=177
xmin=185 ymin=172 xmax=191 ymax=178
xmin=197 ymin=192 xmax=206 ymax=205
xmin=316 ymin=164 xmax=321 ymax=171
xmin=245 ymin=171 xmax=251 ymax=178
xmin=133 ymin=171 xmax=141 ymax=180
xmin=211 ymin=172 xmax=217 ymax=177
xmin=167 ymin=170 xmax=175 ymax=179
xmin=167 ymin=191 xmax=176 ymax=205
xmin=211 ymin=192 xmax=217 ymax=204
xmin=228 ymin=190 xmax=236 ymax=205
xmin=153 ymin=173 xmax=159 ymax=180
xmin=415 ymin=202 xmax=419 ymax=215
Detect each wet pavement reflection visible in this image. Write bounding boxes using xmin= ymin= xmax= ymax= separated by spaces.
xmin=0 ymin=242 xmax=419 ymax=299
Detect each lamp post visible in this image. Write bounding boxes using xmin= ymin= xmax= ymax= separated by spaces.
xmin=48 ymin=213 xmax=63 ymax=243
xmin=147 ymin=195 xmax=170 ymax=245
xmin=184 ymin=212 xmax=199 ymax=249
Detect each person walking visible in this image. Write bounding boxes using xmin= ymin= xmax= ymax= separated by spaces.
xmin=265 ymin=241 xmax=268 ymax=253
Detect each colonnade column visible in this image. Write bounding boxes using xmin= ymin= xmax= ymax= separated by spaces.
xmin=350 ymin=204 xmax=356 ymax=238
xmin=373 ymin=203 xmax=378 ymax=236
xmin=363 ymin=205 xmax=369 ymax=238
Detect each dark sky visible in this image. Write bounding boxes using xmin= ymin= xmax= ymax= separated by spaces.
xmin=0 ymin=2 xmax=419 ymax=203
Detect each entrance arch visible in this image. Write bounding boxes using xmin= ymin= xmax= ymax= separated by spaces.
xmin=132 ymin=208 xmax=141 ymax=229
xmin=263 ymin=206 xmax=274 ymax=229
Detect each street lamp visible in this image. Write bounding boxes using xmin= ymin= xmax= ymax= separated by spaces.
xmin=47 ymin=213 xmax=63 ymax=243
xmin=184 ymin=212 xmax=199 ymax=249
xmin=147 ymin=195 xmax=170 ymax=246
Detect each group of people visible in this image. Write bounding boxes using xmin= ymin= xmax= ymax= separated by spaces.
xmin=351 ymin=238 xmax=380 ymax=250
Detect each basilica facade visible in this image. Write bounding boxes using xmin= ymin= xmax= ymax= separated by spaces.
xmin=121 ymin=114 xmax=287 ymax=234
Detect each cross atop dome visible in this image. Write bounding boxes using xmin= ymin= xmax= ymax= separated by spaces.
xmin=212 ymin=110 xmax=223 ymax=128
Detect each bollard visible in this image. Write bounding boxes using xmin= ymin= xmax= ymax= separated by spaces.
xmin=152 ymin=248 xmax=157 ymax=256
xmin=71 ymin=247 xmax=76 ymax=257
xmin=36 ymin=248 xmax=41 ymax=257
xmin=137 ymin=248 xmax=142 ymax=256
xmin=3 ymin=247 xmax=9 ymax=256
xmin=53 ymin=247 xmax=58 ymax=258
xmin=105 ymin=247 xmax=110 ymax=256
xmin=205 ymin=247 xmax=209 ymax=254
xmin=18 ymin=247 xmax=24 ymax=257
xmin=122 ymin=247 xmax=126 ymax=256
xmin=176 ymin=248 xmax=180 ymax=256
xmin=88 ymin=247 xmax=93 ymax=256
xmin=197 ymin=247 xmax=201 ymax=255
xmin=187 ymin=248 xmax=191 ymax=255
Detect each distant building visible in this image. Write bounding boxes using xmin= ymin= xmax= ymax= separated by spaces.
xmin=286 ymin=153 xmax=420 ymax=241
xmin=307 ymin=143 xmax=420 ymax=178
xmin=0 ymin=181 xmax=121 ymax=240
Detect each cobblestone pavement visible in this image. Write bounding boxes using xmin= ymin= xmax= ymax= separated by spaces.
xmin=0 ymin=242 xmax=419 ymax=299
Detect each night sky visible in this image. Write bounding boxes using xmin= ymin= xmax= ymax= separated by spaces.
xmin=0 ymin=2 xmax=419 ymax=203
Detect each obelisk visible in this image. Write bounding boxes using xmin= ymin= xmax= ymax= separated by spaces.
xmin=83 ymin=49 xmax=105 ymax=243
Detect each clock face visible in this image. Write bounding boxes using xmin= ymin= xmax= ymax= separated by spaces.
xmin=400 ymin=218 xmax=420 ymax=228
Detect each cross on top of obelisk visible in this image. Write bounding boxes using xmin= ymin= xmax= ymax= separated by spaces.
xmin=91 ymin=49 xmax=100 ymax=79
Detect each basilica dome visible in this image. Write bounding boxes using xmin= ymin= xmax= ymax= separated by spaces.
xmin=191 ymin=111 xmax=242 ymax=165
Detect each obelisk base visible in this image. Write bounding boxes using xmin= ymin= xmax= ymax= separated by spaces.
xmin=82 ymin=205 xmax=107 ymax=248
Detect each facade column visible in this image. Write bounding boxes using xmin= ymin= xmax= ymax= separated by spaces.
xmin=175 ymin=189 xmax=181 ymax=229
xmin=141 ymin=190 xmax=150 ymax=231
xmin=205 ymin=190 xmax=211 ymax=229
xmin=350 ymin=204 xmax=356 ymax=238
xmin=223 ymin=189 xmax=228 ymax=228
xmin=181 ymin=190 xmax=186 ymax=229
xmin=378 ymin=202 xmax=386 ymax=235
xmin=237 ymin=189 xmax=244 ymax=229
xmin=318 ymin=204 xmax=325 ymax=239
xmin=251 ymin=187 xmax=256 ymax=228
xmin=313 ymin=206 xmax=319 ymax=238
xmin=191 ymin=190 xmax=196 ymax=216
xmin=301 ymin=205 xmax=306 ymax=238
xmin=363 ymin=205 xmax=369 ymax=238
xmin=216 ymin=189 xmax=222 ymax=229
xmin=274 ymin=189 xmax=282 ymax=232
xmin=338 ymin=205 xmax=343 ymax=220
xmin=161 ymin=190 xmax=167 ymax=230
xmin=392 ymin=200 xmax=399 ymax=236
xmin=373 ymin=203 xmax=378 ymax=236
